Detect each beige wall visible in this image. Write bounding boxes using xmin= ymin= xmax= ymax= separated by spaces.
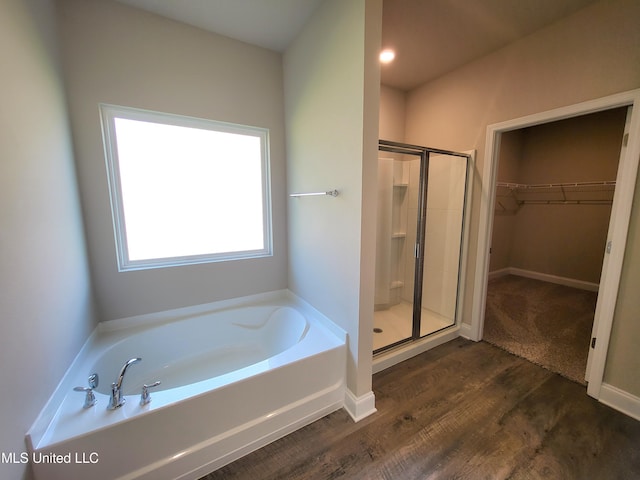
xmin=490 ymin=130 xmax=523 ymax=271
xmin=605 ymin=168 xmax=640 ymax=394
xmin=376 ymin=86 xmax=406 ymax=310
xmin=56 ymin=0 xmax=288 ymax=321
xmin=403 ymin=0 xmax=640 ymax=395
xmin=492 ymin=108 xmax=626 ymax=283
xmin=379 ymin=84 xmax=406 ymax=141
xmin=0 ymin=1 xmax=96 ymax=478
xmin=284 ymin=0 xmax=382 ymax=397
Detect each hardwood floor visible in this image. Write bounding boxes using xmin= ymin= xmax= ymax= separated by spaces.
xmin=200 ymin=338 xmax=640 ymax=479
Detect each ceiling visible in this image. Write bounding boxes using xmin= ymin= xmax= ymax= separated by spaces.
xmin=381 ymin=0 xmax=600 ymax=90
xmin=115 ymin=0 xmax=324 ymax=52
xmin=115 ymin=0 xmax=601 ymax=91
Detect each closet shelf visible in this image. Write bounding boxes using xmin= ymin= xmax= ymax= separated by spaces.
xmin=496 ymin=181 xmax=615 ymax=211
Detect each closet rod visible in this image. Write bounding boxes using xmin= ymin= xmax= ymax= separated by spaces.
xmin=496 ymin=180 xmax=616 ymax=189
xmin=518 ymin=200 xmax=613 ymax=205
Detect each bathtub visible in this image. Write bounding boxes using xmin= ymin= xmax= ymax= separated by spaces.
xmin=26 ymin=290 xmax=346 ymax=480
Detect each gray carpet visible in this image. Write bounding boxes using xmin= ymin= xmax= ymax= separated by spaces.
xmin=483 ymin=275 xmax=597 ymax=385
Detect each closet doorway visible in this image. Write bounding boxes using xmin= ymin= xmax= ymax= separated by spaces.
xmin=483 ymin=107 xmax=628 ymax=384
xmin=373 ymin=140 xmax=471 ymax=354
xmin=471 ymin=89 xmax=640 ymax=401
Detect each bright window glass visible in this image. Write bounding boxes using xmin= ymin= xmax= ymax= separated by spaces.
xmin=100 ymin=104 xmax=272 ymax=271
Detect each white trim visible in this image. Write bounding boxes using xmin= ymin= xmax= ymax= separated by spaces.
xmin=587 ymin=103 xmax=639 ymax=399
xmin=488 ymin=267 xmax=599 ymax=292
xmin=487 ymin=267 xmax=511 ymax=280
xmin=455 ymin=149 xmax=475 ymax=333
xmin=471 ymin=89 xmax=640 ymax=406
xmin=99 ymin=103 xmax=273 ymax=272
xmin=599 ymin=383 xmax=640 ymax=422
xmin=344 ymin=389 xmax=377 ymax=422
xmin=373 ymin=326 xmax=460 ymax=372
xmin=469 ymin=120 xmax=502 ymax=342
xmin=459 ymin=322 xmax=472 ymax=340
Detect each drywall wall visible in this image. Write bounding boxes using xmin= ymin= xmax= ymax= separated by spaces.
xmin=493 ymin=108 xmax=626 ymax=283
xmin=0 ymin=1 xmax=96 ymax=478
xmin=490 ymin=130 xmax=523 ymax=272
xmin=605 ymin=166 xmax=640 ymax=395
xmin=379 ymin=84 xmax=406 ymax=141
xmin=284 ymin=0 xmax=382 ymax=398
xmin=404 ymin=0 xmax=640 ymax=395
xmin=55 ymin=0 xmax=288 ymax=321
xmin=377 ymin=85 xmax=407 ymax=311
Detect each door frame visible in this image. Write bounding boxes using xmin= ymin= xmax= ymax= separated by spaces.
xmin=469 ymin=88 xmax=640 ymax=400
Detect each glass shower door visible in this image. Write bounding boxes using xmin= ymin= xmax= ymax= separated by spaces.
xmin=419 ymin=152 xmax=469 ymax=337
xmin=373 ymin=148 xmax=423 ymax=352
xmin=374 ymin=141 xmax=469 ymax=354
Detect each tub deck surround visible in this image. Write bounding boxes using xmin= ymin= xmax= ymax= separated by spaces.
xmin=26 ymin=290 xmax=349 ymax=480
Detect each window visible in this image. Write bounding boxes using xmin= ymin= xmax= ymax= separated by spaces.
xmin=100 ymin=104 xmax=272 ymax=271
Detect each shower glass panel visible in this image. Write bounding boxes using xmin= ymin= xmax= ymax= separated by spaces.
xmin=374 ymin=141 xmax=469 ymax=354
xmin=373 ymin=150 xmax=423 ymax=352
xmin=419 ymin=153 xmax=468 ymax=337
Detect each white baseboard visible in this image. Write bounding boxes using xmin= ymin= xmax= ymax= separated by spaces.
xmin=372 ymin=327 xmax=460 ymax=373
xmin=489 ymin=267 xmax=599 ymax=292
xmin=598 ymin=383 xmax=640 ymax=421
xmin=344 ymin=389 xmax=376 ymax=422
xmin=488 ymin=267 xmax=511 ymax=280
xmin=459 ymin=322 xmax=473 ymax=340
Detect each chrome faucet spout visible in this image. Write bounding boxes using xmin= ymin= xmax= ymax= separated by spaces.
xmin=116 ymin=357 xmax=141 ymax=390
xmin=108 ymin=357 xmax=141 ymax=410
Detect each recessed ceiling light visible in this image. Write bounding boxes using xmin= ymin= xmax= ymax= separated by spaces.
xmin=379 ymin=49 xmax=395 ymax=64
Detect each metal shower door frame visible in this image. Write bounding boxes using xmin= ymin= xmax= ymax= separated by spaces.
xmin=378 ymin=140 xmax=470 ymax=349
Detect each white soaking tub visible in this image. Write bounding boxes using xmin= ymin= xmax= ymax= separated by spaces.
xmin=26 ymin=290 xmax=346 ymax=480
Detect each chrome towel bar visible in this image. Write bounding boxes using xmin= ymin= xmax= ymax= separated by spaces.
xmin=289 ymin=189 xmax=339 ymax=198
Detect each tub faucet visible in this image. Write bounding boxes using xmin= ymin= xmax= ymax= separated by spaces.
xmin=73 ymin=373 xmax=99 ymax=409
xmin=108 ymin=357 xmax=141 ymax=410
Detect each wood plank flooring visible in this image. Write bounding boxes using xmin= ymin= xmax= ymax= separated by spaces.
xmin=200 ymin=338 xmax=640 ymax=479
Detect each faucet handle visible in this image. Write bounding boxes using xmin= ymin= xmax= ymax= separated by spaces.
xmin=73 ymin=373 xmax=99 ymax=409
xmin=140 ymin=381 xmax=161 ymax=406
xmin=88 ymin=373 xmax=99 ymax=389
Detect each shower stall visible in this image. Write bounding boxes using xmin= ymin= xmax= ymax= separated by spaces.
xmin=374 ymin=140 xmax=471 ymax=353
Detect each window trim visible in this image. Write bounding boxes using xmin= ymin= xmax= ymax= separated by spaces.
xmin=99 ymin=103 xmax=273 ymax=271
